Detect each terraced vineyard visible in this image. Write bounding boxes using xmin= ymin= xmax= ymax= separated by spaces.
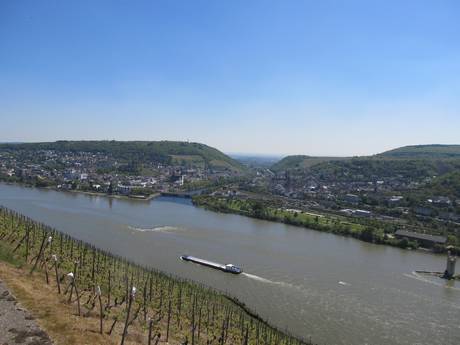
xmin=0 ymin=206 xmax=310 ymax=345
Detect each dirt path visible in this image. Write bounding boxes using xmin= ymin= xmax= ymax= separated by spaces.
xmin=0 ymin=279 xmax=53 ymax=345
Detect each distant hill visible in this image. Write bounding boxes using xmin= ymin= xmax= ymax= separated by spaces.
xmin=271 ymin=145 xmax=460 ymax=182
xmin=379 ymin=145 xmax=460 ymax=159
xmin=0 ymin=140 xmax=245 ymax=172
xmin=271 ymin=155 xmax=348 ymax=171
xmin=308 ymin=157 xmax=460 ymax=182
xmin=255 ymin=144 xmax=460 ymax=174
xmin=230 ymin=154 xmax=283 ymax=168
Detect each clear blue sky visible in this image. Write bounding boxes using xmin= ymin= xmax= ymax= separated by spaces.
xmin=1 ymin=0 xmax=459 ymax=156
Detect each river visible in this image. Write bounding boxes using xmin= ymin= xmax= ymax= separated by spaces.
xmin=0 ymin=183 xmax=459 ymax=345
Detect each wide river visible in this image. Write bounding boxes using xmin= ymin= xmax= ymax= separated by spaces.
xmin=0 ymin=183 xmax=459 ymax=345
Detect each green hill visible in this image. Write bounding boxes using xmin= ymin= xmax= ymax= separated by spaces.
xmin=271 ymin=155 xmax=348 ymax=171
xmin=0 ymin=140 xmax=245 ymax=172
xmin=309 ymin=157 xmax=460 ymax=181
xmin=272 ymin=154 xmax=460 ymax=182
xmin=272 ymin=145 xmax=460 ymax=176
xmin=379 ymin=144 xmax=460 ymax=159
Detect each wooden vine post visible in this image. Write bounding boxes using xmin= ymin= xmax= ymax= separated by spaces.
xmin=121 ymin=285 xmax=136 ymax=345
xmin=30 ymin=233 xmax=47 ymax=274
xmin=52 ymin=254 xmax=61 ymax=294
xmin=166 ymin=299 xmax=172 ymax=342
xmin=44 ymin=236 xmax=52 ymax=284
xmin=148 ymin=317 xmax=154 ymax=345
xmin=96 ymin=285 xmax=103 ymax=334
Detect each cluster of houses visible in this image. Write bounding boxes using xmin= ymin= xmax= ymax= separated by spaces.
xmin=0 ymin=149 xmax=233 ymax=197
xmin=243 ymin=167 xmax=460 ymax=225
xmin=268 ymin=170 xmax=421 ymax=198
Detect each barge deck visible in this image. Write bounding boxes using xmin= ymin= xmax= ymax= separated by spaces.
xmin=180 ymin=255 xmax=242 ymax=274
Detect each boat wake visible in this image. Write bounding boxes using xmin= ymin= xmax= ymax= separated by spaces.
xmin=128 ymin=225 xmax=182 ymax=233
xmin=242 ymin=273 xmax=275 ymax=283
xmin=403 ymin=271 xmax=460 ymax=291
xmin=242 ymin=273 xmax=297 ymax=289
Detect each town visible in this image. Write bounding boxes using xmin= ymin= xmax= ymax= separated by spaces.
xmin=0 ymin=144 xmax=241 ymax=197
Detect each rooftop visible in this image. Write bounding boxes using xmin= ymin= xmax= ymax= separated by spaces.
xmin=394 ymin=230 xmax=447 ymax=244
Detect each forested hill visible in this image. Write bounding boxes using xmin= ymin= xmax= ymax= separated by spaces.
xmin=0 ymin=141 xmax=245 ymax=172
xmin=270 ymin=145 xmax=460 ymax=184
xmin=378 ymin=144 xmax=460 ymax=159
xmin=271 ymin=145 xmax=460 ymax=172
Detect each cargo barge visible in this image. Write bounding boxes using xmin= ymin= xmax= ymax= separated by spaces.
xmin=180 ymin=255 xmax=242 ymax=274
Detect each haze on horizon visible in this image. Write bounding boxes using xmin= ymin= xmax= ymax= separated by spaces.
xmin=1 ymin=0 xmax=459 ymax=157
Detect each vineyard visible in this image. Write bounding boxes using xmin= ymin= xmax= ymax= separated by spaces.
xmin=0 ymin=206 xmax=311 ymax=345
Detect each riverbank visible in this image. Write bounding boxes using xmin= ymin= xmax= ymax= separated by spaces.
xmin=64 ymin=188 xmax=161 ymax=201
xmin=0 ymin=181 xmax=162 ymax=201
xmin=192 ymin=195 xmax=459 ymax=254
xmin=65 ymin=188 xmax=201 ymax=200
xmin=0 ymin=206 xmax=311 ymax=345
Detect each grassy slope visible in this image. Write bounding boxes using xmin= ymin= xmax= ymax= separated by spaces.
xmin=0 ymin=140 xmax=246 ymax=172
xmin=0 ymin=261 xmax=119 ymax=345
xmin=0 ymin=243 xmax=119 ymax=345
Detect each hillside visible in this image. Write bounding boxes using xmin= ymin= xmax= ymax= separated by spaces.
xmin=309 ymin=157 xmax=460 ymax=181
xmin=271 ymin=145 xmax=460 ymax=176
xmin=379 ymin=144 xmax=460 ymax=159
xmin=0 ymin=140 xmax=245 ymax=172
xmin=271 ymin=155 xmax=348 ymax=171
xmin=408 ymin=171 xmax=460 ymax=200
xmin=271 ymin=154 xmax=460 ymax=182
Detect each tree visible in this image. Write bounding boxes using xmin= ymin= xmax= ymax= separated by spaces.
xmin=251 ymin=201 xmax=265 ymax=218
xmin=360 ymin=227 xmax=375 ymax=242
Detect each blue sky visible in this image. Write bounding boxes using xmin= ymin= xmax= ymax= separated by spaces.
xmin=1 ymin=0 xmax=459 ymax=156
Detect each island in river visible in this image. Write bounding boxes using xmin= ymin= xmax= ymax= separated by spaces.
xmin=192 ymin=194 xmax=460 ymax=256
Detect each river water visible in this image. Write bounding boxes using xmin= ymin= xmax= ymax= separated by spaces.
xmin=0 ymin=183 xmax=459 ymax=345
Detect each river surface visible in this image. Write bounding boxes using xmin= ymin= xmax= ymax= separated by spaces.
xmin=0 ymin=183 xmax=459 ymax=345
